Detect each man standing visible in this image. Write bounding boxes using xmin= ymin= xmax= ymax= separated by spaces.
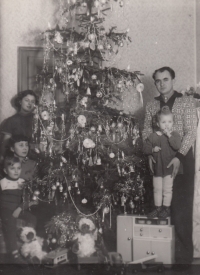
xmin=142 ymin=67 xmax=197 ymax=270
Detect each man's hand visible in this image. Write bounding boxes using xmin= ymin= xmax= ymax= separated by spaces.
xmin=12 ymin=207 xmax=22 ymax=218
xmin=152 ymin=146 xmax=161 ymax=153
xmin=167 ymin=157 xmax=180 ymax=178
xmin=148 ymin=155 xmax=156 ymax=174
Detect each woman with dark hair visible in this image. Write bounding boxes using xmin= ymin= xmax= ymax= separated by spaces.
xmin=0 ymin=90 xmax=38 ymax=162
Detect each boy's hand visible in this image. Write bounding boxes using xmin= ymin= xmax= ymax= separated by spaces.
xmin=152 ymin=146 xmax=161 ymax=153
xmin=163 ymin=128 xmax=172 ymax=138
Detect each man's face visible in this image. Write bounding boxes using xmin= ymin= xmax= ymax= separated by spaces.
xmin=154 ymin=70 xmax=175 ymax=96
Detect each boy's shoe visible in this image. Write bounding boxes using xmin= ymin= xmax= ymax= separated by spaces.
xmin=147 ymin=206 xmax=162 ymax=218
xmin=157 ymin=206 xmax=170 ymax=218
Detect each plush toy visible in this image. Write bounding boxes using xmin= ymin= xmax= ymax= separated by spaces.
xmin=72 ymin=217 xmax=98 ymax=258
xmin=19 ymin=227 xmax=47 ymax=263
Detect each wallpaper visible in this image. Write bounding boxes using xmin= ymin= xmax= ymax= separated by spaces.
xmin=0 ymin=0 xmax=196 ymax=123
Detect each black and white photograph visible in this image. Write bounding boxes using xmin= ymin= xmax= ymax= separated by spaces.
xmin=0 ymin=0 xmax=200 ymax=274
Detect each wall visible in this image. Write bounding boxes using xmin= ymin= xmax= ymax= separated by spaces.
xmin=197 ymin=0 xmax=200 ymax=82
xmin=105 ymin=0 xmax=196 ymax=106
xmin=0 ymin=0 xmax=59 ymax=122
xmin=0 ymin=0 xmax=196 ymax=123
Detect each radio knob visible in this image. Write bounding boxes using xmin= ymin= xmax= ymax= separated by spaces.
xmin=127 ymin=237 xmax=131 ymax=241
xmin=159 ymin=229 xmax=162 ymax=232
xmin=140 ymin=233 xmax=143 ymax=236
xmin=140 ymin=228 xmax=143 ymax=231
xmin=151 ymin=252 xmax=155 ymax=255
xmin=146 ymin=251 xmax=150 ymax=255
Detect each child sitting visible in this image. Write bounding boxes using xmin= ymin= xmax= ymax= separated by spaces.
xmin=0 ymin=155 xmax=37 ymax=263
xmin=143 ymin=106 xmax=182 ymax=218
xmin=10 ymin=135 xmax=37 ymax=181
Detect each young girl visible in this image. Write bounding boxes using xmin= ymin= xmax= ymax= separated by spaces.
xmin=0 ymin=155 xmax=37 ymax=263
xmin=143 ymin=106 xmax=182 ymax=218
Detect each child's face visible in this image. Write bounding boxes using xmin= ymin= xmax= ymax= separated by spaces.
xmin=157 ymin=113 xmax=173 ymax=131
xmin=12 ymin=141 xmax=29 ymax=158
xmin=5 ymin=162 xmax=22 ymax=180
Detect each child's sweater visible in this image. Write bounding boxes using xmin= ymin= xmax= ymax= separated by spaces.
xmin=0 ymin=177 xmax=24 ymax=211
xmin=143 ymin=131 xmax=182 ymax=177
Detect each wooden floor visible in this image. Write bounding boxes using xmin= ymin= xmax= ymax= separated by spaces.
xmin=0 ymin=262 xmax=200 ymax=275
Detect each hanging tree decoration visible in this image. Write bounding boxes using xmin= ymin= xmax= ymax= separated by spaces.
xmin=32 ymin=0 xmax=151 ymax=234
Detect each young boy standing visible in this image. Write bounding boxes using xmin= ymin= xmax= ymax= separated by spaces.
xmin=0 ymin=156 xmax=37 ymax=263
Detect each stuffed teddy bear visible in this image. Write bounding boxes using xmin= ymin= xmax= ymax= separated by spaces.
xmin=72 ymin=217 xmax=98 ymax=258
xmin=19 ymin=226 xmax=47 ymax=263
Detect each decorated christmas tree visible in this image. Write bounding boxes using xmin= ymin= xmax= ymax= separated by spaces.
xmin=26 ymin=0 xmax=152 ymax=255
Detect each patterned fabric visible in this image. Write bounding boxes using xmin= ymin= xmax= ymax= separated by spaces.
xmin=142 ymin=95 xmax=197 ymax=156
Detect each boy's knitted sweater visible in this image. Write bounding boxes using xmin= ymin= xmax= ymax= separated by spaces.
xmin=0 ymin=178 xmax=24 ymax=211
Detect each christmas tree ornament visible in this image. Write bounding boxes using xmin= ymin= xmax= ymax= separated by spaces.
xmin=81 ymin=198 xmax=87 ymax=204
xmin=136 ymin=82 xmax=144 ymax=107
xmin=78 ymin=115 xmax=86 ymax=127
xmin=136 ymin=83 xmax=144 ymax=93
xmin=32 ymin=195 xmax=38 ymax=201
xmin=61 ymin=156 xmax=67 ymax=163
xmin=54 ymin=31 xmax=63 ymax=44
xmin=91 ymin=74 xmax=97 ymax=80
xmin=117 ymin=164 xmax=121 ymax=176
xmin=102 ymin=206 xmax=109 ymax=222
xmin=88 ymin=33 xmax=96 ymax=41
xmin=97 ymin=44 xmax=104 ymax=50
xmin=109 ymin=152 xmax=115 ymax=158
xmin=121 ymin=193 xmax=126 ymax=206
xmin=59 ymin=185 xmax=63 ymax=192
xmin=34 ymin=190 xmax=40 ymax=196
xmin=90 ymin=126 xmax=96 ymax=132
xmin=86 ymin=87 xmax=91 ymax=95
xmin=96 ymin=91 xmax=103 ymax=98
xmin=129 ymin=200 xmax=135 ymax=209
xmin=51 ymin=238 xmax=57 ymax=244
xmin=75 ymin=182 xmax=78 ymax=188
xmin=41 ymin=110 xmax=50 ymax=120
xmin=96 ymin=157 xmax=101 ymax=165
xmin=56 ymin=181 xmax=60 ymax=187
xmin=94 ymin=0 xmax=100 ymax=8
xmin=98 ymin=125 xmax=102 ymax=132
xmin=66 ymin=60 xmax=73 ymax=65
xmin=83 ymin=138 xmax=95 ymax=148
xmin=52 ymin=185 xmax=56 ymax=190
